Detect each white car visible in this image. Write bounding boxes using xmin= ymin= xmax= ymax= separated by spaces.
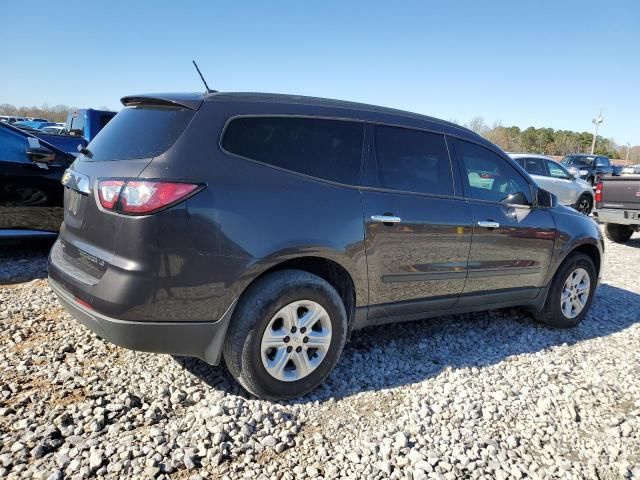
xmin=509 ymin=154 xmax=595 ymax=214
xmin=622 ymin=165 xmax=640 ymax=175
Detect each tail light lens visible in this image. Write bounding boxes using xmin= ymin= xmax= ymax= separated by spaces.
xmin=97 ymin=179 xmax=201 ymax=215
xmin=594 ymin=181 xmax=603 ymax=204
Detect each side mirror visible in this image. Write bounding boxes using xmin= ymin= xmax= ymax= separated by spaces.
xmin=26 ymin=145 xmax=56 ymax=163
xmin=536 ymin=188 xmax=557 ymax=208
xmin=505 ymin=191 xmax=529 ymax=206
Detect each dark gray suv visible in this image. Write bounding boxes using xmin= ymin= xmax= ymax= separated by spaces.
xmin=48 ymin=92 xmax=604 ymax=399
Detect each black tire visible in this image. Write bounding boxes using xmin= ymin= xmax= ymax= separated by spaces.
xmin=574 ymin=194 xmax=593 ymax=215
xmin=604 ymin=223 xmax=634 ymax=243
xmin=223 ymin=270 xmax=348 ymax=400
xmin=537 ymin=253 xmax=596 ymax=328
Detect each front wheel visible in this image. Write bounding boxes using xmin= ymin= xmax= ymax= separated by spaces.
xmin=605 ymin=223 xmax=634 ymax=243
xmin=223 ymin=270 xmax=348 ymax=400
xmin=574 ymin=194 xmax=593 ymax=215
xmin=538 ymin=253 xmax=596 ymax=328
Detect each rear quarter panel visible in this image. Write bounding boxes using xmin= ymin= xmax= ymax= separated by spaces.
xmin=137 ymin=101 xmax=369 ymax=319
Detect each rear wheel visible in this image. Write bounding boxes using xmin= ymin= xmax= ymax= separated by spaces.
xmin=223 ymin=270 xmax=347 ymax=400
xmin=605 ymin=223 xmax=634 ymax=243
xmin=538 ymin=253 xmax=596 ymax=328
xmin=574 ymin=194 xmax=593 ymax=215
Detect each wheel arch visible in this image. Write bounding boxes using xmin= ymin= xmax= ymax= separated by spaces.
xmin=241 ymin=256 xmax=358 ymax=328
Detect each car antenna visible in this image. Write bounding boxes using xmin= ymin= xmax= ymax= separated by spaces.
xmin=192 ymin=60 xmax=216 ymax=93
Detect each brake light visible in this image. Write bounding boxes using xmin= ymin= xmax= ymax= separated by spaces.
xmin=595 ymin=181 xmax=603 ymax=204
xmin=97 ymin=179 xmax=200 ymax=214
xmin=98 ymin=180 xmax=125 ymax=210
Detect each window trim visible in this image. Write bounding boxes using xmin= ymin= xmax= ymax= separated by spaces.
xmin=219 ymin=114 xmax=367 ymax=189
xmin=451 ymin=138 xmax=535 ymax=209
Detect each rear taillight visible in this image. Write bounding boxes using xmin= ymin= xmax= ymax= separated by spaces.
xmin=594 ymin=181 xmax=603 ymax=207
xmin=97 ymin=179 xmax=200 ymax=215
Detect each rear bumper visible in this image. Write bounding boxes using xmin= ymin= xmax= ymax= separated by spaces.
xmin=593 ymin=208 xmax=640 ymax=226
xmin=48 ymin=277 xmax=235 ymax=365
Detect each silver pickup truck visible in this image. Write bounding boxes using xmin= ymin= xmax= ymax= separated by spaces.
xmin=594 ymin=176 xmax=640 ymax=242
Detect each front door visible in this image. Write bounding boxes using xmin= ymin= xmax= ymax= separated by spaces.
xmin=451 ymin=138 xmax=556 ymax=304
xmin=362 ymin=125 xmax=472 ymax=322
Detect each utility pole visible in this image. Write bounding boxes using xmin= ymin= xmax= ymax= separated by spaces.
xmin=590 ymin=108 xmax=603 ymax=155
xmin=626 ymin=142 xmax=631 ymax=164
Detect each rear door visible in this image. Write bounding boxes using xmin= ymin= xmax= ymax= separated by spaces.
xmin=451 ymin=138 xmax=556 ymax=303
xmin=362 ymin=124 xmax=472 ymax=321
xmin=58 ymin=103 xmax=197 ymax=281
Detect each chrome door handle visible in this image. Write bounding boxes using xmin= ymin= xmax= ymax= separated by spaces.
xmin=371 ymin=215 xmax=402 ymax=224
xmin=477 ymin=221 xmax=500 ymax=228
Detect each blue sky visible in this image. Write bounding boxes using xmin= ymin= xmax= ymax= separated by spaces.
xmin=2 ymin=0 xmax=639 ymax=144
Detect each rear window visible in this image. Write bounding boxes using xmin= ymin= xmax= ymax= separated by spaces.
xmin=562 ymin=155 xmax=594 ymax=167
xmin=83 ymin=107 xmax=194 ymax=161
xmin=222 ymin=116 xmax=364 ymax=185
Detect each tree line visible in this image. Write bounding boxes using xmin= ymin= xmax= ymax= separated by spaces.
xmin=464 ymin=117 xmax=637 ymax=162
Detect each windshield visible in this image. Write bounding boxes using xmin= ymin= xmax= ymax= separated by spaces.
xmin=562 ymin=155 xmax=595 ymax=167
xmin=82 ymin=106 xmax=195 ymax=161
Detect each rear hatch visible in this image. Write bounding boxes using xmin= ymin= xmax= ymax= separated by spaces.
xmin=600 ymin=177 xmax=640 ymax=210
xmin=56 ymin=99 xmax=199 ymax=284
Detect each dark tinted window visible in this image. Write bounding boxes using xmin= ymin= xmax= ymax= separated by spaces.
xmin=83 ymin=107 xmax=194 ymax=161
xmin=222 ymin=117 xmax=364 ymax=185
xmin=596 ymin=156 xmax=610 ymax=166
xmin=522 ymin=157 xmax=547 ymax=176
xmin=456 ymin=139 xmax=531 ymax=205
xmin=374 ymin=126 xmax=453 ymax=195
xmin=562 ymin=155 xmax=595 ymax=167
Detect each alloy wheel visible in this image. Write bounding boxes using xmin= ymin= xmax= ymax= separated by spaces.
xmin=560 ymin=267 xmax=591 ymax=319
xmin=260 ymin=300 xmax=332 ymax=382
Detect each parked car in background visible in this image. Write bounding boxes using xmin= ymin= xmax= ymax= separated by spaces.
xmin=28 ymin=118 xmax=50 ymax=122
xmin=0 ymin=116 xmax=28 ymax=124
xmin=14 ymin=120 xmax=58 ymax=130
xmin=593 ymin=176 xmax=640 ymax=243
xmin=49 ymin=91 xmax=604 ymax=400
xmin=561 ymin=154 xmax=613 ymax=185
xmin=622 ymin=165 xmax=640 ymax=175
xmin=0 ymin=122 xmax=75 ymax=237
xmin=65 ymin=109 xmax=116 ymax=140
xmin=40 ymin=125 xmax=66 ymax=135
xmin=510 ymin=154 xmax=594 ymax=214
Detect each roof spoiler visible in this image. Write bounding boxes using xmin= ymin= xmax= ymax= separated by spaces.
xmin=120 ymin=94 xmax=203 ymax=110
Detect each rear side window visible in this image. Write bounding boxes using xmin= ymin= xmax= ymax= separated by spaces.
xmin=83 ymin=107 xmax=194 ymax=161
xmin=222 ymin=117 xmax=364 ymax=185
xmin=522 ymin=157 xmax=547 ymax=176
xmin=374 ymin=125 xmax=453 ymax=196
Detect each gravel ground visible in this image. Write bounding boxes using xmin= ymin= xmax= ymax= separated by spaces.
xmin=1 ymin=232 xmax=639 ymax=480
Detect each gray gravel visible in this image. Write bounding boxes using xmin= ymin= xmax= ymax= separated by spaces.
xmin=1 ymin=231 xmax=639 ymax=479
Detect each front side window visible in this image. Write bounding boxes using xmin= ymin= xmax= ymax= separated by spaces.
xmin=456 ymin=139 xmax=531 ymax=205
xmin=222 ymin=117 xmax=364 ymax=185
xmin=546 ymin=160 xmax=571 ymax=179
xmin=374 ymin=125 xmax=453 ymax=196
xmin=596 ymin=156 xmax=610 ymax=166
